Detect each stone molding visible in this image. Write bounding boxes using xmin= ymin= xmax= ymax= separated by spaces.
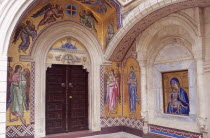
xmin=106 ymin=0 xmax=210 ymax=61
xmin=134 ymin=11 xmax=207 ymax=133
xmin=20 ymin=21 xmax=103 ymax=138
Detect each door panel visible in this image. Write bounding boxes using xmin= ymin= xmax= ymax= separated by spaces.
xmin=46 ymin=65 xmax=66 ymax=134
xmin=46 ymin=65 xmax=88 ymax=134
xmin=68 ymin=65 xmax=88 ymax=131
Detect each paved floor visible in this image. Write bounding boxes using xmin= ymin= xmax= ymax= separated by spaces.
xmin=79 ymin=132 xmax=141 ymax=138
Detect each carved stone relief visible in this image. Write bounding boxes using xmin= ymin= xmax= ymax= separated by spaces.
xmin=46 ymin=37 xmax=90 ymax=67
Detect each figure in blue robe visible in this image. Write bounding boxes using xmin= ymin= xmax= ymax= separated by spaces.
xmin=61 ymin=38 xmax=77 ymax=49
xmin=127 ymin=66 xmax=139 ymax=117
xmin=167 ymin=77 xmax=190 ymax=115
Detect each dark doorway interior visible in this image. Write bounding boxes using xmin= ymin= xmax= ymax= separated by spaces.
xmin=46 ymin=65 xmax=88 ymax=135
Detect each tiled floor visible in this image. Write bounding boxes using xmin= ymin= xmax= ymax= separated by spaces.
xmin=79 ymin=132 xmax=141 ymax=138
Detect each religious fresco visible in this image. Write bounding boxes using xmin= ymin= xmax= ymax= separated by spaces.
xmin=7 ymin=11 xmax=34 ymax=127
xmin=76 ymin=0 xmax=113 ymax=14
xmin=123 ymin=57 xmax=141 ymax=119
xmin=162 ymin=70 xmax=190 ymax=115
xmin=103 ymin=62 xmax=122 ymax=118
xmin=6 ymin=8 xmax=33 ymax=127
xmin=31 ymin=3 xmax=64 ymax=30
xmin=79 ymin=9 xmax=99 ymax=33
xmin=47 ymin=36 xmax=89 ymax=65
xmin=103 ymin=15 xmax=117 ymax=49
xmin=6 ymin=60 xmax=31 ymax=126
xmin=10 ymin=0 xmax=121 ymax=56
xmin=7 ymin=0 xmax=120 ymax=136
xmin=12 ymin=20 xmax=37 ymax=53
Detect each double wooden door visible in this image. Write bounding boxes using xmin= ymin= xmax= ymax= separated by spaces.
xmin=46 ymin=65 xmax=88 ymax=135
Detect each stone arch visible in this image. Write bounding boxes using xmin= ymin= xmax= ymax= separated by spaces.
xmin=135 ymin=12 xmax=207 ymax=133
xmin=0 ymin=0 xmax=34 ymax=57
xmin=136 ymin=13 xmax=198 ymax=62
xmin=105 ymin=1 xmax=210 ymax=61
xmin=20 ymin=20 xmax=103 ymax=137
xmin=1 ymin=0 xmax=210 ymax=59
xmin=148 ymin=37 xmax=194 ymax=64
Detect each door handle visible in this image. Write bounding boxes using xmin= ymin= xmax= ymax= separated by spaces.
xmin=61 ymin=83 xmax=66 ymax=88
xmin=69 ymin=83 xmax=73 ymax=88
xmin=69 ymin=96 xmax=73 ymax=99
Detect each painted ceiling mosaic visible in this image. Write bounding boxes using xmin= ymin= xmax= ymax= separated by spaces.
xmin=10 ymin=0 xmax=121 ymax=56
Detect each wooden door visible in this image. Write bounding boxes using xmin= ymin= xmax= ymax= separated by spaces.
xmin=46 ymin=65 xmax=88 ymax=135
xmin=68 ymin=65 xmax=89 ymax=131
xmin=46 ymin=65 xmax=66 ymax=134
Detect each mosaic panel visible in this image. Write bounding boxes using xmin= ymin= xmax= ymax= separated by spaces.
xmin=30 ymin=62 xmax=35 ymax=123
xmin=101 ymin=117 xmax=143 ymax=130
xmin=100 ymin=66 xmax=105 ymax=117
xmin=6 ymin=124 xmax=34 ymax=137
xmin=149 ymin=125 xmax=202 ymax=138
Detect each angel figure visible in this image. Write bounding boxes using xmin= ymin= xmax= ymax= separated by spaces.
xmin=31 ymin=3 xmax=64 ymax=29
xmin=104 ymin=69 xmax=120 ymax=118
xmin=79 ymin=9 xmax=98 ymax=32
xmin=12 ymin=20 xmax=37 ymax=53
xmin=78 ymin=0 xmax=112 ymax=14
xmin=6 ymin=65 xmax=30 ymax=125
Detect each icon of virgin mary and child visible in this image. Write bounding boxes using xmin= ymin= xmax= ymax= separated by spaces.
xmin=167 ymin=78 xmax=190 ymax=115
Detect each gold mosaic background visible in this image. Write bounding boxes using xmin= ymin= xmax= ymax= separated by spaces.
xmin=162 ymin=70 xmax=189 ymax=114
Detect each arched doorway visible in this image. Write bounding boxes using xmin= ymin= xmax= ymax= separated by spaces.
xmin=19 ymin=21 xmax=103 ymax=137
xmin=44 ymin=36 xmax=90 ymax=134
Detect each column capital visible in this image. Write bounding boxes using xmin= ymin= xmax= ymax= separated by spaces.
xmin=137 ymin=59 xmax=147 ymax=67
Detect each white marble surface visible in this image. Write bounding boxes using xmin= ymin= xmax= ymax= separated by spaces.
xmin=79 ymin=132 xmax=141 ymax=138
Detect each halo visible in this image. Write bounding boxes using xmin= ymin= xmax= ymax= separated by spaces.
xmin=12 ymin=62 xmax=25 ymax=69
xmin=168 ymin=74 xmax=183 ymax=88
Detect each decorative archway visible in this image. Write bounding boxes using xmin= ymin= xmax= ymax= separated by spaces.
xmin=20 ymin=20 xmax=104 ymax=137
xmin=1 ymin=0 xmax=210 ymax=138
xmin=135 ymin=13 xmax=207 ymax=135
xmin=105 ymin=0 xmax=210 ymax=62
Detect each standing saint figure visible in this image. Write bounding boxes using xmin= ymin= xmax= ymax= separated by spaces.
xmin=104 ymin=69 xmax=120 ymax=117
xmin=167 ymin=77 xmax=189 ymax=115
xmin=127 ymin=66 xmax=139 ymax=118
xmin=6 ymin=65 xmax=29 ymax=125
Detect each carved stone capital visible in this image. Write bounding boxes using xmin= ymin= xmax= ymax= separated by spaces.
xmin=83 ymin=64 xmax=90 ymax=72
xmin=46 ymin=63 xmax=52 ymax=70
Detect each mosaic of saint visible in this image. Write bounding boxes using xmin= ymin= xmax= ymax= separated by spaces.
xmin=162 ymin=70 xmax=190 ymax=115
xmin=11 ymin=0 xmax=121 ymax=55
xmin=12 ymin=20 xmax=37 ymax=53
xmin=123 ymin=57 xmax=141 ymax=119
xmin=103 ymin=62 xmax=122 ymax=118
xmin=6 ymin=61 xmax=31 ymax=126
xmin=104 ymin=17 xmax=115 ymax=48
xmin=6 ymin=0 xmax=121 ymax=133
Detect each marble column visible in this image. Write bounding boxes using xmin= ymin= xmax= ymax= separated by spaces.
xmin=0 ymin=56 xmax=7 ymax=138
xmin=138 ymin=59 xmax=148 ymax=134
